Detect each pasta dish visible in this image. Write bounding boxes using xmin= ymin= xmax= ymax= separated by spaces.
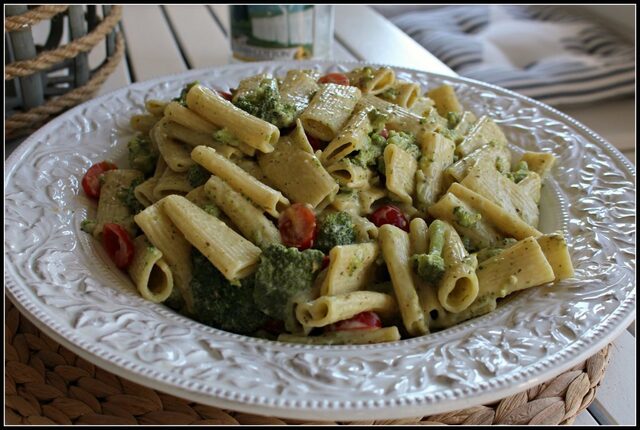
xmin=80 ymin=66 xmax=574 ymax=345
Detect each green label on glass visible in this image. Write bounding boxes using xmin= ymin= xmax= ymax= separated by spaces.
xmin=230 ymin=5 xmax=315 ymax=61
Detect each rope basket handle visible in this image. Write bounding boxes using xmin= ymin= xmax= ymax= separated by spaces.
xmin=4 ymin=5 xmax=70 ymax=32
xmin=5 ymin=6 xmax=122 ymax=80
xmin=5 ymin=5 xmax=124 ymax=140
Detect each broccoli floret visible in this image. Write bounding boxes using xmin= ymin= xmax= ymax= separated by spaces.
xmin=253 ymin=244 xmax=324 ymax=320
xmin=81 ymin=219 xmax=96 ymax=235
xmin=446 ymin=111 xmax=462 ymax=129
xmin=413 ymin=253 xmax=446 ymax=283
xmin=213 ymin=128 xmax=244 ymax=147
xmin=495 ymin=156 xmax=510 ymax=174
xmin=380 ymin=86 xmax=399 ymax=102
xmin=476 ymin=238 xmax=518 ymax=263
xmin=189 ymin=249 xmax=268 ymax=334
xmin=506 ymin=161 xmax=529 ymax=184
xmin=371 ymin=130 xmax=421 ymax=176
xmin=187 ymin=164 xmax=210 ymax=188
xmin=173 ymin=81 xmax=199 ymax=106
xmin=367 ymin=109 xmax=388 ymax=133
xmin=453 ymin=206 xmax=482 ymax=228
xmin=128 ymin=135 xmax=158 ymax=177
xmin=350 ymin=139 xmax=384 ymax=168
xmin=314 ymin=211 xmax=357 ymax=253
xmin=233 ymin=78 xmax=296 ymax=128
xmin=386 ymin=131 xmax=421 ymax=158
xmin=117 ymin=177 xmax=144 ymax=215
xmin=354 ymin=66 xmax=375 ymax=87
xmin=412 ymin=220 xmax=446 ymax=283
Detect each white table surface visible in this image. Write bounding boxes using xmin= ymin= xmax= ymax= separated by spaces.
xmin=16 ymin=5 xmax=636 ymax=426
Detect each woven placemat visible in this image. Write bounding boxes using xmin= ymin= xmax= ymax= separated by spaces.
xmin=5 ymin=296 xmax=611 ymax=425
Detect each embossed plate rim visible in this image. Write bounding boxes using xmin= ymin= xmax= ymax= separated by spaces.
xmin=5 ymin=60 xmax=636 ymax=421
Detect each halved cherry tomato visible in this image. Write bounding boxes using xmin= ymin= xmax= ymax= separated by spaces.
xmin=305 ymin=132 xmax=326 ymax=151
xmin=325 ymin=311 xmax=382 ymax=332
xmin=379 ymin=128 xmax=389 ymax=139
xmin=369 ymin=204 xmax=409 ymax=232
xmin=102 ymin=223 xmax=135 ymax=269
xmin=318 ymin=73 xmax=350 ymax=86
xmin=218 ymin=91 xmax=233 ymax=101
xmin=278 ymin=203 xmax=317 ymax=250
xmin=81 ymin=161 xmax=117 ymax=199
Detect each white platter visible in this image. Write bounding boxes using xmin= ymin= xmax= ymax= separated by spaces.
xmin=4 ymin=61 xmax=636 ymax=421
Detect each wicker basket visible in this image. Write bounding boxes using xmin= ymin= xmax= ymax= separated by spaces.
xmin=5 ymin=296 xmax=611 ymax=425
xmin=5 ymin=5 xmax=124 ymax=140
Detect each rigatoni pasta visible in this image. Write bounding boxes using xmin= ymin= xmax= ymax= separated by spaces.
xmin=80 ymin=66 xmax=571 ymax=345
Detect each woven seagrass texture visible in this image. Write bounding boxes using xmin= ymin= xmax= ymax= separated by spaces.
xmin=5 ymin=297 xmax=611 ymax=425
xmin=5 ymin=5 xmax=124 ymax=140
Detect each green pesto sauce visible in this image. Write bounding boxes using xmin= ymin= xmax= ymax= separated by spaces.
xmin=233 ymin=78 xmax=296 ymax=128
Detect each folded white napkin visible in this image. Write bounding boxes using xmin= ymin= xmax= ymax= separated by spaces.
xmin=392 ymin=5 xmax=635 ymax=106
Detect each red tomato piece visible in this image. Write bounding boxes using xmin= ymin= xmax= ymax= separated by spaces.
xmin=278 ymin=203 xmax=317 ymax=250
xmin=318 ymin=73 xmax=350 ymax=86
xmin=379 ymin=128 xmax=389 ymax=139
xmin=102 ymin=223 xmax=135 ymax=269
xmin=369 ymin=204 xmax=409 ymax=231
xmin=218 ymin=91 xmax=233 ymax=101
xmin=325 ymin=311 xmax=382 ymax=332
xmin=321 ymin=255 xmax=330 ymax=269
xmin=81 ymin=161 xmax=117 ymax=199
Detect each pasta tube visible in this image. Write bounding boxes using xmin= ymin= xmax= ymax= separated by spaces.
xmin=278 ymin=326 xmax=401 ymax=345
xmin=161 ymin=195 xmax=262 ymax=282
xmin=128 ymin=235 xmax=174 ymax=303
xmin=94 ymin=169 xmax=144 ymax=238
xmin=427 ymin=84 xmax=463 ymax=117
xmin=321 ymin=107 xmax=372 ymax=165
xmin=536 ymin=232 xmax=574 ymax=281
xmin=192 ymin=145 xmax=290 ymax=217
xmin=258 ymin=121 xmax=338 ymax=209
xmin=346 ymin=66 xmax=395 ymax=95
xmin=299 ymin=83 xmax=361 ymax=141
xmin=384 ymin=144 xmax=417 ymax=204
xmin=134 ymin=201 xmax=194 ymax=313
xmin=296 ymin=291 xmax=397 ymax=328
xmin=204 ymin=175 xmax=281 ymax=249
xmin=319 ymin=243 xmax=380 ymax=296
xmin=164 ymin=101 xmax=219 ymax=134
xmin=476 ymin=236 xmax=555 ymax=298
xmin=448 ymin=183 xmax=542 ymax=240
xmin=186 ymin=84 xmax=279 ymax=153
xmin=378 ymin=224 xmax=429 ymax=336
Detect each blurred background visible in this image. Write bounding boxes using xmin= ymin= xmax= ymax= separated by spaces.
xmin=5 ymin=4 xmax=635 ymax=163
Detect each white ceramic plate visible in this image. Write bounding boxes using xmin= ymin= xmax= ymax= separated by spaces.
xmin=5 ymin=61 xmax=636 ymax=421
